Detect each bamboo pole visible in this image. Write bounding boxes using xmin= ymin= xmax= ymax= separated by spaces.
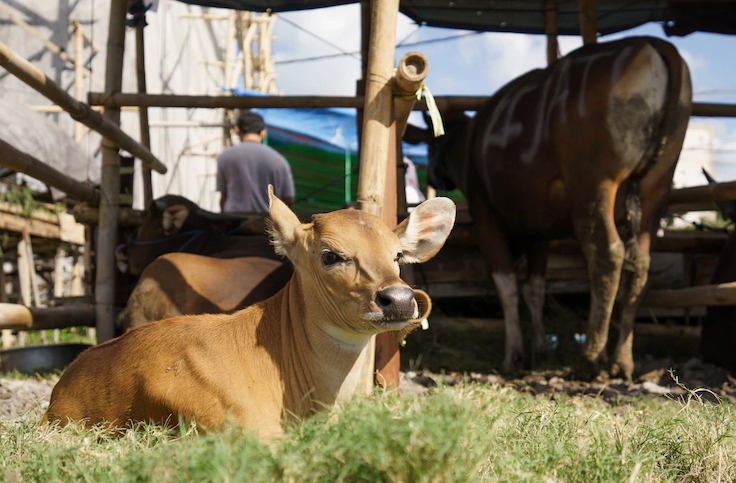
xmin=0 ymin=252 xmax=12 ymax=348
xmin=393 ymin=51 xmax=429 ymax=139
xmin=0 ymin=40 xmax=166 ymax=174
xmin=72 ymin=204 xmax=146 ymax=227
xmin=0 ymin=303 xmax=95 ymax=330
xmin=135 ymin=19 xmax=154 ymax=207
xmin=356 ymin=0 xmax=401 ymax=390
xmin=0 ymin=138 xmax=100 ymax=204
xmin=89 ymin=92 xmax=365 ymax=109
xmin=578 ymin=0 xmax=597 ymax=44
xmin=52 ymin=248 xmax=67 ymax=343
xmin=393 ymin=51 xmax=429 ymax=217
xmin=545 ymin=0 xmax=559 ymax=64
xmin=87 ymin=91 xmax=735 ymax=120
xmin=95 ymin=0 xmax=127 ymax=344
xmin=669 ymin=179 xmax=736 ymax=207
xmin=0 ymin=3 xmax=84 ymax=72
xmin=357 ymin=0 xmax=399 ymax=218
xmin=72 ymin=20 xmax=86 ymax=143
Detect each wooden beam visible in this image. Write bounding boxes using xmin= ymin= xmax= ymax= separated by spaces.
xmin=669 ymin=179 xmax=736 ymax=207
xmin=357 ymin=0 xmax=401 ymax=390
xmin=577 ymin=0 xmax=597 ymax=44
xmin=0 ymin=41 xmax=166 ymax=174
xmin=643 ymin=282 xmax=736 ymax=308
xmin=135 ymin=19 xmax=154 ymax=207
xmin=0 ymin=138 xmax=100 ymax=204
xmin=0 ymin=303 xmax=95 ymax=330
xmin=87 ymin=92 xmax=733 ymax=121
xmin=95 ymin=0 xmax=127 ymax=344
xmin=545 ymin=0 xmax=559 ymax=65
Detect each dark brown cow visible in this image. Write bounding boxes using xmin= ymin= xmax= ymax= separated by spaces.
xmin=424 ymin=37 xmax=691 ymax=380
xmin=118 ymin=195 xmax=280 ymax=276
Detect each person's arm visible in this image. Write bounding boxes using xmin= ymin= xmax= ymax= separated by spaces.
xmin=220 ymin=191 xmax=228 ymax=212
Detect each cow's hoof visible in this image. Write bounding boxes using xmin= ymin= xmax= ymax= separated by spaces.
xmin=610 ymin=359 xmax=634 ymax=382
xmin=573 ymin=359 xmax=605 ymax=382
xmin=503 ymin=352 xmax=525 ymax=376
xmin=531 ymin=346 xmax=548 ymax=369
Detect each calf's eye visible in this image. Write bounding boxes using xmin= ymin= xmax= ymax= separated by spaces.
xmin=321 ymin=250 xmax=341 ymax=267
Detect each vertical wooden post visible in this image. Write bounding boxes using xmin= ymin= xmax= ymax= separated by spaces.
xmin=17 ymin=236 xmax=30 ymax=346
xmin=545 ymin=0 xmax=559 ymax=64
xmin=95 ymin=0 xmax=127 ymax=343
xmin=357 ymin=0 xmax=401 ymax=389
xmin=72 ymin=20 xmax=85 ymax=143
xmin=135 ymin=17 xmax=153 ymax=207
xmin=53 ymin=248 xmax=67 ymax=344
xmin=578 ymin=0 xmax=597 ymax=44
xmin=0 ymin=253 xmax=11 ymax=348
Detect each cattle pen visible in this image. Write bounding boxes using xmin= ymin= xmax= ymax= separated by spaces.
xmin=0 ymin=0 xmax=735 ymax=384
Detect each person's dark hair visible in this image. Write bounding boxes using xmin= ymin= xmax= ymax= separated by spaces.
xmin=236 ymin=110 xmax=266 ymax=134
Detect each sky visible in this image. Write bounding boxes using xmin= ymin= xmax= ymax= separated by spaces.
xmin=268 ymin=4 xmax=736 ymax=181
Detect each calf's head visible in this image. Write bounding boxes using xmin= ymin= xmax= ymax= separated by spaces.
xmin=267 ymin=186 xmax=455 ymax=337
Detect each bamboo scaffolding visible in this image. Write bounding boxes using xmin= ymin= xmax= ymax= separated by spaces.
xmin=0 ymin=40 xmax=166 ymax=174
xmin=87 ymin=92 xmax=733 ymax=119
xmin=135 ymin=18 xmax=154 ymax=207
xmin=94 ymin=0 xmax=127 ymax=344
xmin=0 ymin=138 xmax=100 ymax=204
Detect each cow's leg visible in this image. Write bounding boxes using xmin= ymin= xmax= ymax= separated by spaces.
xmin=522 ymin=242 xmax=548 ymax=367
xmin=471 ymin=203 xmax=522 ymax=373
xmin=572 ymin=190 xmax=625 ymax=379
xmin=611 ymin=184 xmax=664 ymax=381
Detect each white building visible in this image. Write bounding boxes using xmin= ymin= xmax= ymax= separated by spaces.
xmin=671 ymin=124 xmax=717 ymax=227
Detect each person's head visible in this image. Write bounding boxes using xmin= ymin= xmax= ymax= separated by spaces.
xmin=235 ymin=110 xmax=266 ymax=139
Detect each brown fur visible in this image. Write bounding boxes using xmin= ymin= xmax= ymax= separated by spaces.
xmin=122 ymin=254 xmax=292 ymax=330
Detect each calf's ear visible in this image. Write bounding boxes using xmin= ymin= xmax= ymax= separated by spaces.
xmin=394 ymin=197 xmax=456 ymax=263
xmin=268 ymin=184 xmax=304 ymax=257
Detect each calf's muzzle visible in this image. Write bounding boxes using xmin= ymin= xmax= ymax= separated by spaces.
xmin=375 ymin=286 xmax=417 ymax=320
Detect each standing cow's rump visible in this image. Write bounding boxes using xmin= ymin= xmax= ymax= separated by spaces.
xmin=43 ymin=187 xmax=456 ymax=439
xmin=425 ymin=36 xmax=692 ymax=380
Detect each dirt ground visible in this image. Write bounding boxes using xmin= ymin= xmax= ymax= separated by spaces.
xmin=400 ymin=357 xmax=736 ymax=404
xmin=395 ymin=292 xmax=736 ymax=402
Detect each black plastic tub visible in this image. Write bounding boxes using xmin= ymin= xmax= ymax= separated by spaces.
xmin=0 ymin=343 xmax=91 ymax=374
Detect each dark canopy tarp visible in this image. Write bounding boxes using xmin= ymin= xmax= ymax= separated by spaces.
xmin=176 ymin=0 xmax=736 ymax=37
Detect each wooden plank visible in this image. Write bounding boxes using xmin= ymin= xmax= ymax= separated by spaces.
xmin=643 ymin=282 xmax=736 ymax=308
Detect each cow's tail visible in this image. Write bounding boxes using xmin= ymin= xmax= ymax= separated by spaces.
xmin=647 ymin=37 xmax=693 ymax=167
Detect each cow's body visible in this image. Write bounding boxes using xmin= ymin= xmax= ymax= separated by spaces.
xmin=428 ymin=37 xmax=691 ymax=379
xmin=122 ymin=253 xmax=293 ymax=330
xmin=44 ymin=188 xmax=455 ymax=439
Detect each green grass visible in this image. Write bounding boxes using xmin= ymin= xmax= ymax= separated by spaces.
xmin=2 ymin=382 xmax=735 ymax=482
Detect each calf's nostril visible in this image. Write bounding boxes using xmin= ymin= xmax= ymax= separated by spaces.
xmin=375 ymin=286 xmax=416 ymax=317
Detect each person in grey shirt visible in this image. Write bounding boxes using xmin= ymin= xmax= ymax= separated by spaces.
xmin=217 ymin=110 xmax=295 ymax=213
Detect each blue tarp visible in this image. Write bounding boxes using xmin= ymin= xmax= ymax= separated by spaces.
xmin=233 ymin=88 xmax=427 ymax=165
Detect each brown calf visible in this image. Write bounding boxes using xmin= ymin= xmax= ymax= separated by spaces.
xmin=43 ymin=187 xmax=455 ymax=439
